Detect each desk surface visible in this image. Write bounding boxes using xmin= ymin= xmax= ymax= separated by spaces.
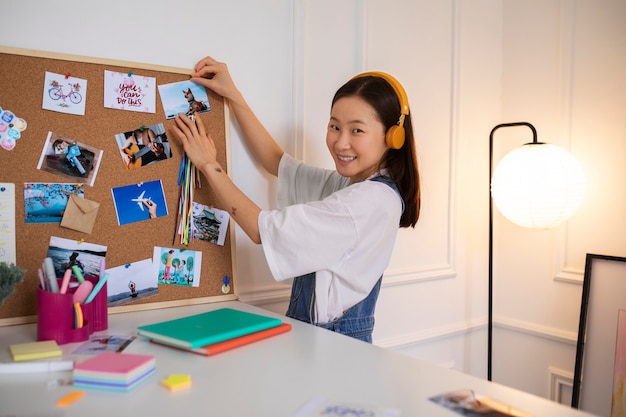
xmin=0 ymin=301 xmax=596 ymax=416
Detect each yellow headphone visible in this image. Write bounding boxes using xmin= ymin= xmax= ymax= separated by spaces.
xmin=352 ymin=71 xmax=410 ymax=149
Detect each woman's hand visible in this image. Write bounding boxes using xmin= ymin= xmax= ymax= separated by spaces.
xmin=190 ymin=56 xmax=240 ymax=102
xmin=172 ymin=113 xmax=220 ymax=173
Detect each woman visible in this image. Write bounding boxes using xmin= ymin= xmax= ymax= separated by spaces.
xmin=173 ymin=57 xmax=420 ymax=342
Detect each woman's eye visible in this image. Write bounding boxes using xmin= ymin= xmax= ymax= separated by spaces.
xmin=352 ymin=128 xmax=364 ymax=134
xmin=329 ymin=124 xmax=339 ymax=131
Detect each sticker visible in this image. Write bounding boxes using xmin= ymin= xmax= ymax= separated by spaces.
xmin=0 ymin=107 xmax=27 ymax=151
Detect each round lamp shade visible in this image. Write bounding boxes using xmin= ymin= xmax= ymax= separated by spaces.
xmin=491 ymin=143 xmax=585 ymax=229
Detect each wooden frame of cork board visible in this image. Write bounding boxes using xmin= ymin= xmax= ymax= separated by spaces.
xmin=0 ymin=46 xmax=238 ymax=325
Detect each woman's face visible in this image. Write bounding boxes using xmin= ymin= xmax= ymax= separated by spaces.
xmin=326 ymin=96 xmax=388 ymax=183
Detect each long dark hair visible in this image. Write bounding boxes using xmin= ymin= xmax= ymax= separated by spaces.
xmin=332 ymin=75 xmax=421 ymax=228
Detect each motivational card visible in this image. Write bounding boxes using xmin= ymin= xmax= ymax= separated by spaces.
xmin=104 ymin=70 xmax=156 ymax=113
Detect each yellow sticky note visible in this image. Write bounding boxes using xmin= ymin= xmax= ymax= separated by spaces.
xmin=161 ymin=374 xmax=192 ymax=391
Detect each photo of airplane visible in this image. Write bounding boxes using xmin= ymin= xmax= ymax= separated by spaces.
xmin=111 ymin=180 xmax=168 ymax=226
xmin=131 ymin=190 xmax=151 ymax=211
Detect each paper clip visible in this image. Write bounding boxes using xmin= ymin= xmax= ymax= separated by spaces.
xmin=65 ymin=72 xmax=71 ymax=79
xmin=77 ymin=238 xmax=85 ymax=244
xmin=128 ymin=71 xmax=134 ymax=77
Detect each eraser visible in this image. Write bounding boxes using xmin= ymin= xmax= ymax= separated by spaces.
xmin=56 ymin=390 xmax=85 ymax=407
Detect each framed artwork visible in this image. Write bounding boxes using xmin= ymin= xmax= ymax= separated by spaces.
xmin=572 ymin=253 xmax=626 ymax=416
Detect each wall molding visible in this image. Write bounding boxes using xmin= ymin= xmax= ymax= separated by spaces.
xmin=375 ymin=317 xmax=485 ymax=349
xmin=549 ymin=366 xmax=574 ymax=405
xmin=494 ymin=315 xmax=578 ymax=345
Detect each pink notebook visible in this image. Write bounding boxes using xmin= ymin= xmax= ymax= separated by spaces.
xmin=74 ymin=351 xmax=155 ymax=378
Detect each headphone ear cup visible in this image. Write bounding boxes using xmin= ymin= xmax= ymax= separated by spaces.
xmin=386 ymin=125 xmax=405 ymax=149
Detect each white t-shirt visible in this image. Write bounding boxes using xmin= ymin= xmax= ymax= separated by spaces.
xmin=258 ymin=154 xmax=402 ymax=323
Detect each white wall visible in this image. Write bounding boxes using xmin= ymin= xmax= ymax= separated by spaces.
xmin=2 ymin=0 xmax=624 ymax=405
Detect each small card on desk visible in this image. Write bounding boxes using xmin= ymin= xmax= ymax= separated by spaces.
xmin=9 ymin=340 xmax=62 ymax=362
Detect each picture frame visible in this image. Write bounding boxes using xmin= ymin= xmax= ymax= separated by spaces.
xmin=572 ymin=253 xmax=626 ymax=416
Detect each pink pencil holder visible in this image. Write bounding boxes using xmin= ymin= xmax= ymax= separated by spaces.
xmin=37 ymin=275 xmax=108 ymax=345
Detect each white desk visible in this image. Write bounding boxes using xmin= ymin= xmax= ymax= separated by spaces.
xmin=0 ymin=301 xmax=597 ymax=416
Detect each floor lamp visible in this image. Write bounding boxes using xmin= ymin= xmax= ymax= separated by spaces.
xmin=488 ymin=122 xmax=585 ymax=381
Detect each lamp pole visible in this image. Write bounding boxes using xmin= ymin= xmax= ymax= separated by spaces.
xmin=488 ymin=122 xmax=538 ymax=381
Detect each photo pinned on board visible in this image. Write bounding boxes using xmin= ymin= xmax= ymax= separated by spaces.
xmin=153 ymin=247 xmax=202 ymax=287
xmin=105 ymin=259 xmax=158 ymax=307
xmin=114 ymin=123 xmax=172 ymax=170
xmin=36 ymin=131 xmax=103 ymax=187
xmin=47 ymin=236 xmax=107 ymax=279
xmin=157 ymin=80 xmax=210 ymax=119
xmin=111 ymin=180 xmax=168 ymax=226
xmin=24 ymin=183 xmax=84 ymax=224
xmin=42 ymin=71 xmax=88 ymax=116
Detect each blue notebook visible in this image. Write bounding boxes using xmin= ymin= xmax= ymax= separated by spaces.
xmin=137 ymin=308 xmax=283 ymax=349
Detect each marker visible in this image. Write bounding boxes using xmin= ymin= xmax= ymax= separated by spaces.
xmin=0 ymin=360 xmax=74 ymax=374
xmin=43 ymin=258 xmax=59 ymax=293
xmin=73 ymin=303 xmax=83 ymax=329
xmin=84 ymin=273 xmax=109 ymax=304
xmin=71 ymin=265 xmax=84 ymax=284
xmin=59 ymin=269 xmax=72 ymax=294
xmin=37 ymin=268 xmax=46 ymax=290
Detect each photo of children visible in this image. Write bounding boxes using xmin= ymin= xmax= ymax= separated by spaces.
xmin=114 ymin=123 xmax=172 ymax=170
xmin=36 ymin=131 xmax=103 ymax=186
xmin=153 ymin=247 xmax=202 ymax=287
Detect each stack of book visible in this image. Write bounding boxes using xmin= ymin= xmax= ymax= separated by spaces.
xmin=136 ymin=307 xmax=291 ymax=356
xmin=73 ymin=351 xmax=156 ymax=392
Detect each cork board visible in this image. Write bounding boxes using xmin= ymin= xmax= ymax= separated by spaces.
xmin=0 ymin=47 xmax=237 ymax=325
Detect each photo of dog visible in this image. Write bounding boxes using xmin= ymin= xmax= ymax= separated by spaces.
xmin=158 ymin=80 xmax=211 ymax=119
xmin=183 ymin=88 xmax=208 ymax=115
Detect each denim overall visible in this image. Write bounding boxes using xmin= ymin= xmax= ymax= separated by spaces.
xmin=285 ymin=176 xmax=402 ymax=343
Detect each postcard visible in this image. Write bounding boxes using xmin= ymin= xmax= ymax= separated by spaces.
xmin=73 ymin=335 xmax=136 ymax=355
xmin=47 ymin=236 xmax=107 ymax=279
xmin=103 ymin=70 xmax=156 ymax=113
xmin=24 ymin=183 xmax=84 ymax=224
xmin=293 ymin=396 xmax=400 ymax=417
xmin=188 ymin=202 xmax=230 ymax=246
xmin=158 ymin=80 xmax=210 ymax=119
xmin=0 ymin=183 xmax=16 ymax=264
xmin=42 ymin=71 xmax=88 ymax=116
xmin=106 ymin=259 xmax=158 ymax=307
xmin=153 ymin=247 xmax=202 ymax=287
xmin=114 ymin=123 xmax=172 ymax=170
xmin=37 ymin=131 xmax=103 ymax=187
xmin=429 ymin=389 xmax=531 ymax=417
xmin=111 ymin=180 xmax=168 ymax=226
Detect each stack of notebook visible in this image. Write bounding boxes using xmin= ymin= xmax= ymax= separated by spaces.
xmin=73 ymin=351 xmax=156 ymax=392
xmin=136 ymin=307 xmax=291 ymax=356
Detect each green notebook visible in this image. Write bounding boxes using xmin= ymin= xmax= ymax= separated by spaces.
xmin=137 ymin=308 xmax=283 ymax=349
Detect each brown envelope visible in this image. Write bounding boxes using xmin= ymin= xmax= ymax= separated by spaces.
xmin=60 ymin=194 xmax=100 ymax=234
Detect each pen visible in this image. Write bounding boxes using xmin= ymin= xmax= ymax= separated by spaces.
xmin=85 ymin=272 xmax=109 ymax=304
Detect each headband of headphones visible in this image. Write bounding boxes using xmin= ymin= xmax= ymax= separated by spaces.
xmin=351 ymin=71 xmax=410 ymax=149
